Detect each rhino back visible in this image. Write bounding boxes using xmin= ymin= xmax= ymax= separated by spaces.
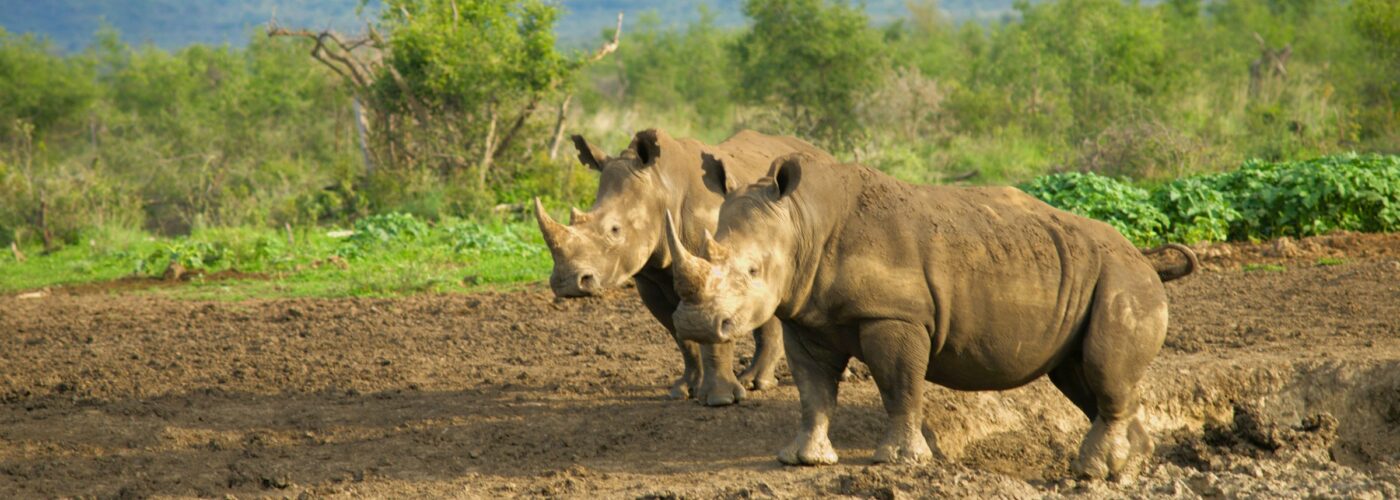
xmin=801 ymin=166 xmax=1147 ymax=390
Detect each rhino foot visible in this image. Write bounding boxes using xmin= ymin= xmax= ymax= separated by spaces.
xmin=873 ymin=431 xmax=932 ymax=465
xmin=698 ymin=372 xmax=747 ymax=407
xmin=778 ymin=433 xmax=839 ymax=466
xmin=737 ymin=368 xmax=778 ymax=391
xmin=666 ymin=375 xmax=694 ymax=400
xmin=1073 ymin=415 xmax=1149 ymax=482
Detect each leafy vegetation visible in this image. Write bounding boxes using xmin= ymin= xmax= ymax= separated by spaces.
xmin=1023 ymin=154 xmax=1400 ymax=246
xmin=1019 ymin=172 xmax=1169 ymax=247
xmin=1 ymin=0 xmax=1398 ymax=297
xmin=0 ymin=218 xmax=548 ymax=297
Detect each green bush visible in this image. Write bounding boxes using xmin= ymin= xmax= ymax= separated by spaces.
xmin=1019 ymin=172 xmax=1168 ymax=247
xmin=1023 ymin=154 xmax=1400 ymax=246
xmin=1151 ymin=177 xmax=1239 ymax=243
xmin=1206 ymin=154 xmax=1400 ymax=239
xmin=137 ymin=240 xmax=229 ymax=275
xmin=444 ymin=221 xmax=538 ymax=255
xmin=337 ymin=212 xmax=429 ymax=258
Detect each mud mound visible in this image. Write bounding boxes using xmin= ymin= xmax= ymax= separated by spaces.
xmin=1 ymin=234 xmax=1398 ymax=497
xmin=1155 ymin=231 xmax=1400 ymax=271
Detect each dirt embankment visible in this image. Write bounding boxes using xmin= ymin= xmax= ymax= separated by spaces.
xmin=1 ymin=233 xmax=1398 ymax=498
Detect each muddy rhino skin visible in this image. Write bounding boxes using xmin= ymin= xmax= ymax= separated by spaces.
xmin=667 ymin=154 xmax=1194 ymax=479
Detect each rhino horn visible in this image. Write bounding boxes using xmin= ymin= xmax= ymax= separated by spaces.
xmin=534 ymin=197 xmax=574 ymax=250
xmin=569 ymin=206 xmax=593 ymax=226
xmin=665 ymin=212 xmax=712 ymax=302
xmin=700 ymin=229 xmax=729 ymax=261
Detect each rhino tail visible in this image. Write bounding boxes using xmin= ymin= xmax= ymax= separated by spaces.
xmin=1141 ymin=243 xmax=1199 ymax=283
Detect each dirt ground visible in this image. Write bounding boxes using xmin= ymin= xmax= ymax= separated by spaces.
xmin=2 ymin=232 xmax=1399 ymax=498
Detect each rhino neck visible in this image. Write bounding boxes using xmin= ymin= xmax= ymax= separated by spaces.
xmin=775 ymin=163 xmax=859 ymax=322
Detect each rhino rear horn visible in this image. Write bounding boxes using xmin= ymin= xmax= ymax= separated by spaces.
xmin=569 ymin=206 xmax=593 ymax=225
xmin=700 ymin=229 xmax=729 ymax=261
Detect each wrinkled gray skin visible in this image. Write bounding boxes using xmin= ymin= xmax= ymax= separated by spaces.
xmin=668 ymin=154 xmax=1195 ymax=480
xmin=535 ymin=129 xmax=834 ymax=406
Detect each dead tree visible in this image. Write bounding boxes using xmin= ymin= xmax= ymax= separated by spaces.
xmin=1249 ymin=32 xmax=1292 ymax=99
xmin=268 ymin=11 xmax=622 ymax=182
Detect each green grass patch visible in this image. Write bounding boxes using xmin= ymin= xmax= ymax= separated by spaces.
xmin=1242 ymin=263 xmax=1287 ymax=273
xmin=1316 ymin=257 xmax=1347 ymax=267
xmin=0 ymin=215 xmax=551 ymax=299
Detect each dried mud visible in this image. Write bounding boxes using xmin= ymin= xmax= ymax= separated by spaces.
xmin=2 ymin=233 xmax=1399 ymax=498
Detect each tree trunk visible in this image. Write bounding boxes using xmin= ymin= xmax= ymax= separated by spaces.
xmin=352 ymin=96 xmax=376 ymax=175
xmin=36 ymin=197 xmax=54 ymax=253
xmin=548 ymin=94 xmax=574 ymax=160
xmin=478 ymin=106 xmax=499 ymax=190
xmin=492 ymin=99 xmax=540 ymax=162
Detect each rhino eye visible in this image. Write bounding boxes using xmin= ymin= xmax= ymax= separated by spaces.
xmin=610 ymin=225 xmax=621 ymax=236
xmin=748 ymin=266 xmax=759 ymax=278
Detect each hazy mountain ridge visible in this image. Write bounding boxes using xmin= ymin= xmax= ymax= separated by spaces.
xmin=0 ymin=0 xmax=1026 ymax=51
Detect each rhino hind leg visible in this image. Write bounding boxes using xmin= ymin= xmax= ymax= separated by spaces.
xmin=1068 ymin=268 xmax=1169 ymax=482
xmin=778 ymin=324 xmax=848 ymax=466
xmin=737 ymin=318 xmax=783 ymax=391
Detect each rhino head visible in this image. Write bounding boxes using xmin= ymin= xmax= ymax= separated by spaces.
xmin=535 ymin=130 xmax=674 ymax=298
xmin=667 ymin=154 xmax=808 ymax=343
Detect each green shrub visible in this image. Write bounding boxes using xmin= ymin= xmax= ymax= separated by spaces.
xmin=444 ymin=222 xmax=539 ymax=255
xmin=1150 ymin=177 xmax=1239 ymax=244
xmin=1206 ymin=154 xmax=1400 ymax=239
xmin=1019 ymin=172 xmax=1168 ymax=247
xmin=337 ymin=212 xmax=429 ymax=259
xmin=137 ymin=240 xmax=228 ymax=275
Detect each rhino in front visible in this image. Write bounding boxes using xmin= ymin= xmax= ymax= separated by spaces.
xmin=667 ymin=154 xmax=1195 ymax=480
xmin=535 ymin=129 xmax=834 ymax=405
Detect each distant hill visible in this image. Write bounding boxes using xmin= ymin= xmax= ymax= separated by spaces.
xmin=0 ymin=0 xmax=1027 ymax=52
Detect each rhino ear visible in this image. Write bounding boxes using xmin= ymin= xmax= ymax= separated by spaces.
xmin=702 ymin=153 xmax=741 ymax=195
xmin=768 ymin=154 xmax=804 ymax=200
xmin=572 ymin=135 xmax=608 ymax=171
xmin=631 ymin=129 xmax=662 ymax=167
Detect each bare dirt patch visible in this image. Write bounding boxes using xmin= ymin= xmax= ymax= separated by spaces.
xmin=2 ymin=234 xmax=1399 ymax=498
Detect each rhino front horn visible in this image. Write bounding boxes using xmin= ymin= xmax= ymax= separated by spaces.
xmin=534 ymin=197 xmax=572 ymax=249
xmin=664 ymin=212 xmax=712 ymax=302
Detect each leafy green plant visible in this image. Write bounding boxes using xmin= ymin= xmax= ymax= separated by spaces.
xmin=1019 ymin=172 xmax=1168 ymax=247
xmin=1150 ymin=177 xmax=1239 ymax=244
xmin=444 ymin=222 xmax=538 ymax=255
xmin=337 ymin=212 xmax=429 ymax=259
xmin=1206 ymin=154 xmax=1400 ymax=239
xmin=137 ymin=240 xmax=228 ymax=275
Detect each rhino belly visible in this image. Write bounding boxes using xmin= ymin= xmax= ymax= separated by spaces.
xmin=923 ymin=275 xmax=1088 ymax=392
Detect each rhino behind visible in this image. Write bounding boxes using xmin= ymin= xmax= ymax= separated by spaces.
xmin=668 ymin=153 xmax=1194 ymax=480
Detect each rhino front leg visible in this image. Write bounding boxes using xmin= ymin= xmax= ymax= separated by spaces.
xmin=778 ymin=323 xmax=848 ymax=466
xmin=860 ymin=320 xmax=933 ymax=465
xmin=668 ymin=336 xmax=704 ymax=400
xmin=697 ymin=342 xmax=746 ymax=406
xmin=737 ymin=317 xmax=782 ymax=391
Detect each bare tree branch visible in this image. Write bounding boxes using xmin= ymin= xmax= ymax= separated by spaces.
xmin=548 ymin=93 xmax=574 ymax=160
xmin=585 ymin=13 xmax=625 ymax=64
xmin=491 ymin=98 xmax=540 ymax=161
